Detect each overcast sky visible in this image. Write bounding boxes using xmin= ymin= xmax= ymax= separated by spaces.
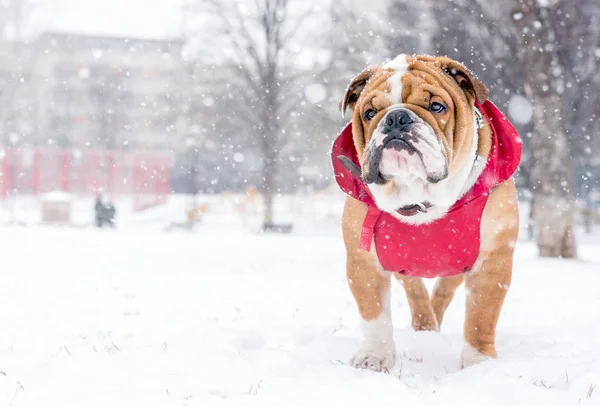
xmin=30 ymin=0 xmax=184 ymax=39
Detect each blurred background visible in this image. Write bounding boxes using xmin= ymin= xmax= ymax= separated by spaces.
xmin=0 ymin=0 xmax=598 ymax=255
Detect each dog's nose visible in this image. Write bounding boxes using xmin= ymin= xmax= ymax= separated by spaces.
xmin=384 ymin=110 xmax=413 ymax=131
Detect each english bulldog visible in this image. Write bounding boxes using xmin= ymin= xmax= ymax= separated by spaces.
xmin=331 ymin=54 xmax=522 ymax=371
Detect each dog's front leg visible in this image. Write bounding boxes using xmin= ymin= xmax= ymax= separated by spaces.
xmin=346 ymin=250 xmax=395 ymax=372
xmin=342 ymin=198 xmax=396 ymax=372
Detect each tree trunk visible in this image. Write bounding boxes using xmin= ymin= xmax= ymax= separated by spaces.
xmin=512 ymin=1 xmax=577 ymax=258
xmin=529 ymin=93 xmax=577 ymax=257
xmin=262 ymin=156 xmax=275 ymax=226
xmin=259 ymin=112 xmax=278 ymax=227
xmin=260 ymin=64 xmax=279 ymax=228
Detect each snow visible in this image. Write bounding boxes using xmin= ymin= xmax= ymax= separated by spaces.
xmin=233 ymin=152 xmax=245 ymax=163
xmin=305 ymin=83 xmax=327 ymax=104
xmin=0 ymin=197 xmax=600 ymax=405
xmin=384 ymin=54 xmax=409 ymax=71
xmin=508 ymin=94 xmax=534 ymax=125
xmin=40 ymin=191 xmax=74 ymax=203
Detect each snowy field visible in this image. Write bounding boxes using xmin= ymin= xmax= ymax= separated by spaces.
xmin=1 ymin=194 xmax=600 ymax=405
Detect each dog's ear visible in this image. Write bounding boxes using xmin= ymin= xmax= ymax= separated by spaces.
xmin=436 ymin=57 xmax=489 ymax=104
xmin=339 ymin=66 xmax=380 ymax=117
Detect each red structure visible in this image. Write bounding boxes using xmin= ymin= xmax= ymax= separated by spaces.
xmin=0 ymin=147 xmax=172 ymax=211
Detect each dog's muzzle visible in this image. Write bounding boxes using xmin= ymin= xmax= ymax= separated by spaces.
xmin=361 ymin=108 xmax=424 ymax=184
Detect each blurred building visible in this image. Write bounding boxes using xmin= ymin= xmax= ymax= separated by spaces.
xmin=0 ymin=40 xmax=37 ymax=146
xmin=11 ymin=32 xmax=186 ymax=150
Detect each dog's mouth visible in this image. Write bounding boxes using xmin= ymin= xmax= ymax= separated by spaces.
xmin=336 ymin=154 xmax=433 ymax=217
xmin=397 ymin=202 xmax=432 ymax=217
xmin=362 ymin=136 xmax=417 ymax=185
xmin=383 ymin=138 xmax=417 ymax=155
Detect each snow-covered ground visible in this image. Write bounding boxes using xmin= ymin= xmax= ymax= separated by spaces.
xmin=0 ymin=195 xmax=600 ymax=405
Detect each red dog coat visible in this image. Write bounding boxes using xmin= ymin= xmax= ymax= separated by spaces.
xmin=331 ymin=101 xmax=522 ymax=278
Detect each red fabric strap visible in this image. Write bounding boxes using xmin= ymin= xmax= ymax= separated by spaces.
xmin=360 ymin=206 xmax=381 ymax=251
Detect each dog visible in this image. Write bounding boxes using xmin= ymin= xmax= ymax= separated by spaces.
xmin=331 ymin=54 xmax=522 ymax=371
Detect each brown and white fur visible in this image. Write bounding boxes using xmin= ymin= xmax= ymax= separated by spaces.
xmin=339 ymin=54 xmax=519 ymax=371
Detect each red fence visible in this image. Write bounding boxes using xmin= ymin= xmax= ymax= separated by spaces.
xmin=0 ymin=147 xmax=173 ymax=210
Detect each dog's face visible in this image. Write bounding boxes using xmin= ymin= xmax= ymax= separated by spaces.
xmin=340 ymin=55 xmax=490 ymax=224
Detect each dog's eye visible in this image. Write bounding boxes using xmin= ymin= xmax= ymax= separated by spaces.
xmin=429 ymin=102 xmax=447 ymax=113
xmin=363 ymin=108 xmax=377 ymax=121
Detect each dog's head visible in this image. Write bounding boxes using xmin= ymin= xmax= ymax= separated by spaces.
xmin=339 ymin=54 xmax=490 ymax=224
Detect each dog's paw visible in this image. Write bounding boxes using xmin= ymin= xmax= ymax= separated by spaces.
xmin=351 ymin=350 xmax=395 ymax=372
xmin=460 ymin=344 xmax=496 ymax=368
xmin=412 ymin=315 xmax=439 ymax=332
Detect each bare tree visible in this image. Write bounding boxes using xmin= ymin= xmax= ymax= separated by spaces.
xmin=554 ymin=0 xmax=600 ymax=158
xmin=183 ymin=0 xmax=327 ymax=229
xmin=511 ymin=0 xmax=577 ymax=257
xmin=553 ymin=0 xmax=600 ymax=234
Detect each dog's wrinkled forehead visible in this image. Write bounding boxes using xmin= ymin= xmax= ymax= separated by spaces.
xmin=340 ymin=54 xmax=489 ymax=118
xmin=341 ymin=55 xmax=421 ymax=116
xmin=353 ymin=55 xmax=419 ymax=107
xmin=364 ymin=55 xmax=450 ymax=105
xmin=381 ymin=54 xmax=411 ymax=104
